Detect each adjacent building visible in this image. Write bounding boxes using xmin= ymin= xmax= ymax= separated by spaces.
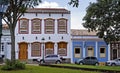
xmin=71 ymin=29 xmax=110 ymax=63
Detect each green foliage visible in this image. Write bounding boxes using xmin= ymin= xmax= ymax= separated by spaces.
xmin=1 ymin=59 xmax=25 ymax=70
xmin=68 ymin=0 xmax=79 ymax=7
xmin=83 ymin=0 xmax=120 ymax=43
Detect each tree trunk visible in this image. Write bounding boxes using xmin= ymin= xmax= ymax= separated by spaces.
xmin=10 ymin=27 xmax=15 ymax=61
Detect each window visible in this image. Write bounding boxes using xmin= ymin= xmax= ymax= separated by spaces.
xmin=31 ymin=42 xmax=41 ymax=57
xmin=100 ymin=47 xmax=106 ymax=57
xmin=74 ymin=48 xmax=81 ymax=58
xmin=58 ymin=18 xmax=67 ymax=34
xmin=44 ymin=18 xmax=54 ymax=34
xmin=87 ymin=47 xmax=94 ymax=57
xmin=45 ymin=42 xmax=54 ymax=55
xmin=19 ymin=18 xmax=29 ymax=34
xmin=31 ymin=18 xmax=41 ymax=34
xmin=58 ymin=42 xmax=67 ymax=56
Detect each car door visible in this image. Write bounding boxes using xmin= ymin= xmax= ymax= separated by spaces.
xmin=44 ymin=55 xmax=52 ymax=63
xmin=84 ymin=57 xmax=91 ymax=65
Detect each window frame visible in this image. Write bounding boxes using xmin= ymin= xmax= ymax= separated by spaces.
xmin=44 ymin=18 xmax=55 ymax=34
xmin=19 ymin=18 xmax=29 ymax=34
xmin=57 ymin=18 xmax=67 ymax=34
xmin=74 ymin=47 xmax=81 ymax=58
xmin=99 ymin=47 xmax=106 ymax=58
xmin=31 ymin=42 xmax=41 ymax=57
xmin=31 ymin=18 xmax=42 ymax=34
xmin=87 ymin=46 xmax=94 ymax=57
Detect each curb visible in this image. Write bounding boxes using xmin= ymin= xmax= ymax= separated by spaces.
xmin=39 ymin=64 xmax=120 ymax=73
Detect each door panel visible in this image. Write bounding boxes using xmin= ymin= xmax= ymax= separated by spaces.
xmin=19 ymin=43 xmax=28 ymax=60
xmin=113 ymin=49 xmax=117 ymax=59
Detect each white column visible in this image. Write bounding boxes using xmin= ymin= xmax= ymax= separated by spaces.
xmin=108 ymin=44 xmax=110 ymax=60
xmin=54 ymin=43 xmax=57 ymax=55
xmin=83 ymin=41 xmax=85 ymax=57
xmin=96 ymin=41 xmax=98 ymax=57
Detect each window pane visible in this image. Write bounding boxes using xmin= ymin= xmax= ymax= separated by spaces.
xmin=31 ymin=43 xmax=41 ymax=57
xmin=32 ymin=19 xmax=41 ymax=33
xmin=100 ymin=48 xmax=105 ymax=53
xmin=58 ymin=19 xmax=67 ymax=34
xmin=45 ymin=19 xmax=54 ymax=34
xmin=75 ymin=48 xmax=80 ymax=54
xmin=19 ymin=19 xmax=29 ymax=34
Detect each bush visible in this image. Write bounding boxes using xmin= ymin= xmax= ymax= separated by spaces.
xmin=1 ymin=59 xmax=25 ymax=70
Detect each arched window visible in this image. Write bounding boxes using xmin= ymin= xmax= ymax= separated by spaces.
xmin=19 ymin=18 xmax=29 ymax=34
xmin=31 ymin=42 xmax=41 ymax=57
xmin=44 ymin=18 xmax=55 ymax=34
xmin=58 ymin=42 xmax=67 ymax=56
xmin=31 ymin=18 xmax=41 ymax=34
xmin=58 ymin=18 xmax=67 ymax=34
xmin=45 ymin=42 xmax=54 ymax=55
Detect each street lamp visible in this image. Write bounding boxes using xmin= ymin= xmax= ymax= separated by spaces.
xmin=41 ymin=37 xmax=45 ymax=60
xmin=0 ymin=0 xmax=8 ymax=56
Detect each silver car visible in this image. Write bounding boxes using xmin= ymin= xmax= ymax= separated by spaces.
xmin=106 ymin=58 xmax=120 ymax=66
xmin=39 ymin=54 xmax=62 ymax=64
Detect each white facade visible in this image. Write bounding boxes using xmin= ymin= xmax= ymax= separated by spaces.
xmin=0 ymin=25 xmax=11 ymax=59
xmin=15 ymin=8 xmax=71 ymax=62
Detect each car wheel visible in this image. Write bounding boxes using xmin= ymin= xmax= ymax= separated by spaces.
xmin=56 ymin=60 xmax=61 ymax=64
xmin=79 ymin=62 xmax=83 ymax=65
xmin=95 ymin=63 xmax=99 ymax=66
xmin=111 ymin=63 xmax=116 ymax=66
xmin=39 ymin=60 xmax=45 ymax=64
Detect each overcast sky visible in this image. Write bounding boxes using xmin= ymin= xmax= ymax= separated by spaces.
xmin=36 ymin=0 xmax=96 ymax=29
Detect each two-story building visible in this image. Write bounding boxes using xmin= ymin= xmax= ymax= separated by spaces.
xmin=15 ymin=8 xmax=71 ymax=63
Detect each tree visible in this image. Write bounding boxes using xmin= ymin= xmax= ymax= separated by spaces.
xmin=2 ymin=0 xmax=41 ymax=61
xmin=82 ymin=0 xmax=120 ymax=43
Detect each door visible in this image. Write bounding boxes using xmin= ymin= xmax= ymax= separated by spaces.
xmin=87 ymin=47 xmax=94 ymax=57
xmin=19 ymin=43 xmax=28 ymax=60
xmin=113 ymin=49 xmax=117 ymax=59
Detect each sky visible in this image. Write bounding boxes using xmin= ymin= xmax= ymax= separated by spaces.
xmin=36 ymin=0 xmax=96 ymax=29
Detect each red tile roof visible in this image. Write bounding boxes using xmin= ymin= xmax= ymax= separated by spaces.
xmin=26 ymin=8 xmax=70 ymax=14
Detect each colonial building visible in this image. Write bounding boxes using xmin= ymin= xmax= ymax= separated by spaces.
xmin=110 ymin=42 xmax=120 ymax=60
xmin=71 ymin=29 xmax=110 ymax=64
xmin=15 ymin=8 xmax=71 ymax=62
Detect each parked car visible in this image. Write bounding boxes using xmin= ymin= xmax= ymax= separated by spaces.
xmin=38 ymin=54 xmax=63 ymax=64
xmin=75 ymin=56 xmax=99 ymax=66
xmin=106 ymin=58 xmax=120 ymax=66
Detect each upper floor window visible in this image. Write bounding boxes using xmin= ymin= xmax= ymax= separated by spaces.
xmin=19 ymin=18 xmax=29 ymax=34
xmin=58 ymin=18 xmax=67 ymax=34
xmin=44 ymin=18 xmax=55 ymax=34
xmin=31 ymin=18 xmax=41 ymax=34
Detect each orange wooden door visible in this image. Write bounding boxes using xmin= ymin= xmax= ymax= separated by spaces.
xmin=19 ymin=43 xmax=28 ymax=60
